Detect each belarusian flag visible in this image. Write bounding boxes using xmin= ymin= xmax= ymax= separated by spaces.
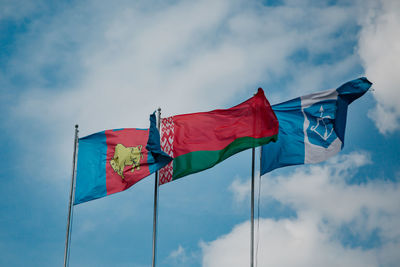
xmin=159 ymin=88 xmax=279 ymax=185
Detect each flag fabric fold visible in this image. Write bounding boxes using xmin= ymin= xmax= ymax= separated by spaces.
xmin=159 ymin=88 xmax=279 ymax=184
xmin=74 ymin=113 xmax=172 ymax=205
xmin=260 ymin=77 xmax=372 ymax=175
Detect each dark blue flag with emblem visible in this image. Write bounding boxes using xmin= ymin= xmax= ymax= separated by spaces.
xmin=260 ymin=77 xmax=372 ymax=175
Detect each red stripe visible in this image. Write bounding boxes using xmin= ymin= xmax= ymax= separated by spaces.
xmin=172 ymin=88 xmax=278 ymax=157
xmin=105 ymin=129 xmax=151 ymax=195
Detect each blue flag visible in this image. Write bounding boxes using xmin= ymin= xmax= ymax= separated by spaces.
xmin=74 ymin=113 xmax=172 ymax=205
xmin=260 ymin=77 xmax=372 ymax=175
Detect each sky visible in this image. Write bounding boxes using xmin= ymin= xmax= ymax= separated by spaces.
xmin=0 ymin=0 xmax=399 ymax=266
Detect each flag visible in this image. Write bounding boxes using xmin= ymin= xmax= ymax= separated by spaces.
xmin=74 ymin=113 xmax=172 ymax=204
xmin=260 ymin=77 xmax=372 ymax=175
xmin=159 ymin=88 xmax=279 ymax=184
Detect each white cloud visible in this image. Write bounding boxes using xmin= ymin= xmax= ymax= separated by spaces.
xmin=358 ymin=0 xmax=400 ymax=134
xmin=169 ymin=245 xmax=185 ymax=259
xmin=165 ymin=244 xmax=200 ymax=266
xmin=202 ymin=218 xmax=378 ymax=267
xmin=206 ymin=152 xmax=400 ymax=266
xmin=368 ymin=103 xmax=400 ymax=134
xmin=229 ymin=175 xmax=250 ymax=203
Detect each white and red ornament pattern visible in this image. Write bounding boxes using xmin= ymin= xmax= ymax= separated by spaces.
xmin=159 ymin=117 xmax=174 ymax=185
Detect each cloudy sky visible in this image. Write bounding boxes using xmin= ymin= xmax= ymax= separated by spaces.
xmin=1 ymin=0 xmax=399 ymax=266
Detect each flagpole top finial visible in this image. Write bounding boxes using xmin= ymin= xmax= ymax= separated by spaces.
xmin=75 ymin=124 xmax=79 ymax=129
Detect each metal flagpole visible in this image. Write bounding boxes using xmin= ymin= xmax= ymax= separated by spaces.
xmin=64 ymin=124 xmax=79 ymax=267
xmin=255 ymin=146 xmax=262 ymax=267
xmin=152 ymin=108 xmax=161 ymax=267
xmin=251 ymin=146 xmax=255 ymax=267
xmin=250 ymin=90 xmax=259 ymax=267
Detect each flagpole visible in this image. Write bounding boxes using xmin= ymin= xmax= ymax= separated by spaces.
xmin=64 ymin=124 xmax=79 ymax=267
xmin=251 ymin=146 xmax=255 ymax=267
xmin=152 ymin=108 xmax=161 ymax=267
xmin=250 ymin=90 xmax=259 ymax=267
xmin=255 ymin=146 xmax=262 ymax=267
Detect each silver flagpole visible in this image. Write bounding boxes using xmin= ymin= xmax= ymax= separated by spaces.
xmin=250 ymin=90 xmax=259 ymax=267
xmin=64 ymin=124 xmax=79 ymax=267
xmin=255 ymin=146 xmax=262 ymax=267
xmin=152 ymin=108 xmax=161 ymax=267
xmin=251 ymin=146 xmax=255 ymax=267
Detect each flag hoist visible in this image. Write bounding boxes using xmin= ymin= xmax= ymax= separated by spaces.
xmin=157 ymin=88 xmax=279 ymax=267
xmin=255 ymin=77 xmax=372 ymax=266
xmin=64 ymin=113 xmax=172 ymax=266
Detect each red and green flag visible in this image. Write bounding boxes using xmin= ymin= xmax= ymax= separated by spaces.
xmin=159 ymin=88 xmax=279 ymax=184
xmin=74 ymin=113 xmax=172 ymax=204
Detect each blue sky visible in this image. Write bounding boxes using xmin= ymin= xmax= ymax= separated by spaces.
xmin=1 ymin=0 xmax=400 ymax=266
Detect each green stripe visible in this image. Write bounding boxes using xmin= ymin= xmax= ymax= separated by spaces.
xmin=172 ymin=135 xmax=278 ymax=180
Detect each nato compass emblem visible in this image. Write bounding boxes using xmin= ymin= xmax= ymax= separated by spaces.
xmin=304 ymin=101 xmax=337 ymax=148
